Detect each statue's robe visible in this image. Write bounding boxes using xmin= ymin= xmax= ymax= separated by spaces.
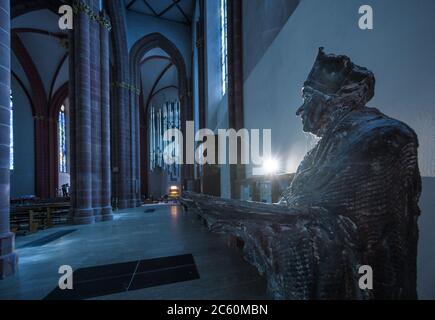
xmin=181 ymin=107 xmax=421 ymax=300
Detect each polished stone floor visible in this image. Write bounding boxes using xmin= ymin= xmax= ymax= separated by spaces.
xmin=0 ymin=204 xmax=268 ymax=300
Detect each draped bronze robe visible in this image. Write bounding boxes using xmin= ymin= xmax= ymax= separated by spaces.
xmin=181 ymin=106 xmax=421 ymax=300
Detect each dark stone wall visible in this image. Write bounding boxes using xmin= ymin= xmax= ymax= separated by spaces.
xmin=242 ymin=0 xmax=299 ymax=80
xmin=227 ymin=0 xmax=244 ymax=199
xmin=11 ymin=32 xmax=50 ymax=198
xmin=418 ymin=177 xmax=435 ymax=299
xmin=0 ymin=0 xmax=18 ymax=278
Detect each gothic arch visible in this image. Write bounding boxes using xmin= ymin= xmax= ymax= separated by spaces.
xmin=11 ymin=32 xmax=49 ymax=198
xmin=48 ymin=82 xmax=69 ymax=197
xmin=11 ymin=2 xmax=70 ymax=198
xmin=130 ymin=33 xmax=189 ymax=119
xmin=130 ymin=32 xmax=193 ymax=195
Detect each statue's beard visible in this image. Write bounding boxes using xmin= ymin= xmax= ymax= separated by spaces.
xmin=299 ymin=87 xmax=363 ymax=137
xmin=301 ymin=114 xmax=322 ymax=136
xmin=299 ymin=93 xmax=332 ymax=137
xmin=301 ymin=103 xmax=354 ymax=137
xmin=301 ymin=111 xmax=330 ymax=137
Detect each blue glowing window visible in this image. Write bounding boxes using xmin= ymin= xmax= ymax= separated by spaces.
xmin=220 ymin=0 xmax=228 ymax=95
xmin=58 ymin=105 xmax=67 ymax=173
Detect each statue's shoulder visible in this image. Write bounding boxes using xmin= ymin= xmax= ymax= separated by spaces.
xmin=347 ymin=107 xmax=419 ymax=147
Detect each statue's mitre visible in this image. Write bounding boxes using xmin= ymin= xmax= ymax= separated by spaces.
xmin=304 ymin=47 xmax=375 ymax=100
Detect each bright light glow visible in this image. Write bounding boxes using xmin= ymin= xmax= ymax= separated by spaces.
xmin=262 ymin=158 xmax=280 ymax=175
xmin=170 ymin=185 xmax=179 ymax=191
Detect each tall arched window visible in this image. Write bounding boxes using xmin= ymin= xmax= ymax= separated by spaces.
xmin=220 ymin=0 xmax=228 ymax=95
xmin=58 ymin=105 xmax=67 ymax=173
xmin=9 ymin=91 xmax=14 ymax=170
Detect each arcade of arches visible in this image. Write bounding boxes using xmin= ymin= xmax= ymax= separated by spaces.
xmin=0 ymin=0 xmax=247 ymax=282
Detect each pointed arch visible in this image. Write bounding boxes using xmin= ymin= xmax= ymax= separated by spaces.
xmin=130 ymin=33 xmax=189 ymax=119
xmin=48 ymin=82 xmax=69 ymax=197
xmin=130 ymin=32 xmax=193 ymax=194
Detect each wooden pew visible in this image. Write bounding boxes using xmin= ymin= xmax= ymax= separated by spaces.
xmin=10 ymin=201 xmax=71 ymax=235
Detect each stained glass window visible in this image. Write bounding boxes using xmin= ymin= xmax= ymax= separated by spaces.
xmin=220 ymin=0 xmax=228 ymax=96
xmin=58 ymin=105 xmax=67 ymax=173
xmin=9 ymin=92 xmax=13 ymax=170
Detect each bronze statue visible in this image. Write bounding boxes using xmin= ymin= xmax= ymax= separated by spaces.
xmin=181 ymin=48 xmax=421 ymax=300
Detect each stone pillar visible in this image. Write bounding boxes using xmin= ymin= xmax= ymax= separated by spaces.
xmin=197 ymin=0 xmax=206 ymax=193
xmin=139 ymin=90 xmax=148 ymax=198
xmin=125 ymin=85 xmax=132 ymax=207
xmin=69 ymin=18 xmax=77 ymax=214
xmin=134 ymin=92 xmax=141 ymax=206
xmin=227 ymin=0 xmax=245 ymax=199
xmin=90 ymin=0 xmax=102 ymax=221
xmin=71 ymin=0 xmax=95 ymax=224
xmin=130 ymin=80 xmax=140 ymax=207
xmin=100 ymin=11 xmax=113 ymax=220
xmin=181 ymin=82 xmax=194 ymax=192
xmin=106 ymin=1 xmax=130 ymax=209
xmin=0 ymin=0 xmax=18 ymax=278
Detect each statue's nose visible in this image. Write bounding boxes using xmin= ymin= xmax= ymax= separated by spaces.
xmin=296 ymin=105 xmax=304 ymax=116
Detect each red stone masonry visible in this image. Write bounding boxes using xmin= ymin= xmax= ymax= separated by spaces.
xmin=71 ymin=0 xmax=95 ymax=224
xmin=70 ymin=0 xmax=114 ymax=223
xmin=107 ymin=0 xmax=131 ymax=209
xmin=100 ymin=12 xmax=113 ymax=220
xmin=90 ymin=0 xmax=102 ymax=221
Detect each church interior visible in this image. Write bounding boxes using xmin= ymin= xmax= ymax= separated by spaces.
xmin=0 ymin=0 xmax=434 ymax=300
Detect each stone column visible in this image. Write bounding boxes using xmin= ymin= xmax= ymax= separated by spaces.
xmin=69 ymin=17 xmax=77 ymax=214
xmin=125 ymin=85 xmax=132 ymax=207
xmin=106 ymin=1 xmax=130 ymax=209
xmin=90 ymin=0 xmax=102 ymax=221
xmin=100 ymin=11 xmax=113 ymax=220
xmin=71 ymin=0 xmax=95 ymax=224
xmin=134 ymin=92 xmax=141 ymax=206
xmin=198 ymin=0 xmax=207 ymax=193
xmin=0 ymin=0 xmax=18 ymax=278
xmin=139 ymin=90 xmax=148 ymax=198
xmin=227 ymin=0 xmax=245 ymax=199
xmin=130 ymin=82 xmax=140 ymax=207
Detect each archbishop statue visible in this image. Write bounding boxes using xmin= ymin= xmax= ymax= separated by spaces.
xmin=181 ymin=48 xmax=421 ymax=300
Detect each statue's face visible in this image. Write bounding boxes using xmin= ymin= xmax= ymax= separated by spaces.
xmin=296 ymin=87 xmax=328 ymax=136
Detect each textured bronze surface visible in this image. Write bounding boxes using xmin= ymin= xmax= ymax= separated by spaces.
xmin=180 ymin=49 xmax=421 ymax=300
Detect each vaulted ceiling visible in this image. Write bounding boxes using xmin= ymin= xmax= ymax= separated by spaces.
xmin=140 ymin=48 xmax=179 ymax=109
xmin=11 ymin=0 xmax=66 ymax=18
xmin=124 ymin=0 xmax=193 ymax=107
xmin=11 ymin=1 xmax=187 ymax=111
xmin=124 ymin=0 xmax=195 ymax=25
xmin=11 ymin=9 xmax=69 ymax=105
